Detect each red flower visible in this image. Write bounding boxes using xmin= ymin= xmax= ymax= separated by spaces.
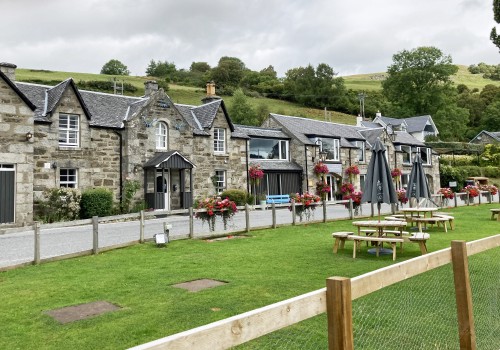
xmin=345 ymin=166 xmax=360 ymax=176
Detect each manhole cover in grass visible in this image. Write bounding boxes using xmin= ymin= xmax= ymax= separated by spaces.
xmin=173 ymin=279 xmax=227 ymax=292
xmin=46 ymin=301 xmax=121 ymax=324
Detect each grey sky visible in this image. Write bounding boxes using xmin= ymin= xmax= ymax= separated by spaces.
xmin=1 ymin=0 xmax=498 ymax=77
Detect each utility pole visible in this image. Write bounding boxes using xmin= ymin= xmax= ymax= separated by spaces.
xmin=358 ymin=92 xmax=366 ymax=119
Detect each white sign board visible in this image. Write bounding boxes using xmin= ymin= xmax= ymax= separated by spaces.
xmin=449 ymin=181 xmax=457 ymax=187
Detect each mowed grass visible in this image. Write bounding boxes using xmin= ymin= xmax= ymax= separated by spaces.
xmin=1 ymin=204 xmax=499 ymax=349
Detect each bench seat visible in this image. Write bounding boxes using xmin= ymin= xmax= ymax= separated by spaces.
xmin=412 ymin=217 xmax=449 ymax=232
xmin=332 ymin=232 xmax=354 ymax=253
xmin=266 ymin=195 xmax=290 ymax=204
xmin=409 ymin=232 xmax=431 ymax=254
xmin=347 ymin=235 xmax=404 ymax=260
xmin=490 ymin=209 xmax=500 ymax=221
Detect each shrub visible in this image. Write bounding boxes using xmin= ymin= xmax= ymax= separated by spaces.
xmin=80 ymin=188 xmax=114 ymax=219
xmin=122 ymin=179 xmax=141 ymax=213
xmin=220 ymin=189 xmax=250 ymax=206
xmin=439 ymin=155 xmax=478 ymax=166
xmin=36 ymin=188 xmax=81 ymax=223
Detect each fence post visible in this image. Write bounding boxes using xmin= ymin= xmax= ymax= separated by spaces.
xmin=488 ymin=192 xmax=492 ymax=204
xmin=370 ymin=203 xmax=374 ymax=217
xmin=454 ymin=194 xmax=458 ymax=208
xmin=140 ymin=210 xmax=145 ymax=243
xmin=245 ymin=204 xmax=250 ymax=232
xmin=466 ymin=193 xmax=470 ymax=206
xmin=291 ymin=200 xmax=296 ymax=225
xmin=34 ymin=221 xmax=40 ymax=265
xmin=92 ymin=216 xmax=99 ymax=254
xmin=326 ymin=277 xmax=354 ymax=350
xmin=478 ymin=192 xmax=482 ymax=205
xmin=348 ymin=199 xmax=353 ymax=220
xmin=189 ymin=207 xmax=194 ymax=238
xmin=272 ymin=203 xmax=277 ymax=228
xmin=451 ymin=240 xmax=477 ymax=350
xmin=323 ymin=200 xmax=327 ymax=223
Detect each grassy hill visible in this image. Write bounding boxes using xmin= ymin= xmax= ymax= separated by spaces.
xmin=15 ymin=64 xmax=500 ymax=125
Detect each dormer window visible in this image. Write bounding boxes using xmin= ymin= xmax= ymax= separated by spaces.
xmin=249 ymin=138 xmax=289 ymax=160
xmin=59 ymin=114 xmax=79 ymax=147
xmin=320 ymin=138 xmax=340 ymax=161
xmin=156 ymin=122 xmax=168 ymax=149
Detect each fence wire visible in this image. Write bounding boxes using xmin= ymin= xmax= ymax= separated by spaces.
xmin=232 ymin=246 xmax=499 ymax=350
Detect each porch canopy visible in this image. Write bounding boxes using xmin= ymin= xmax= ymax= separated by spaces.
xmin=143 ymin=151 xmax=195 ymax=210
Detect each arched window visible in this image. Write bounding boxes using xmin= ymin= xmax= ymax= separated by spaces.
xmin=156 ymin=122 xmax=168 ymax=149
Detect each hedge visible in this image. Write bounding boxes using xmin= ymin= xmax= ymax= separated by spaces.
xmin=80 ymin=188 xmax=114 ymax=219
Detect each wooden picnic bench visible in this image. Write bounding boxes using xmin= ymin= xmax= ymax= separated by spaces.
xmin=412 ymin=216 xmax=449 ymax=233
xmin=408 ymin=232 xmax=430 ymax=255
xmin=332 ymin=232 xmax=354 ymax=253
xmin=491 ymin=209 xmax=500 ymax=221
xmin=347 ymin=235 xmax=404 ymax=261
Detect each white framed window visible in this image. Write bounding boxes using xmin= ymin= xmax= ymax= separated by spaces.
xmin=156 ymin=122 xmax=168 ymax=149
xmin=355 ymin=141 xmax=365 ymax=162
xmin=401 ymin=145 xmax=412 ymax=165
xmin=359 ymin=174 xmax=366 ymax=192
xmin=214 ymin=128 xmax=225 ymax=153
xmin=321 ymin=138 xmax=340 ymax=161
xmin=401 ymin=173 xmax=410 ymax=189
xmin=60 ymin=168 xmax=78 ymax=188
xmin=214 ymin=170 xmax=226 ymax=194
xmin=417 ymin=147 xmax=431 ymax=166
xmin=59 ymin=114 xmax=79 ymax=147
xmin=249 ymin=138 xmax=289 ymax=160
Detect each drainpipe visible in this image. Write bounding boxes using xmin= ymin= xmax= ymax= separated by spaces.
xmin=245 ymin=140 xmax=250 ymax=193
xmin=114 ymin=131 xmax=124 ymax=208
xmin=304 ymin=145 xmax=309 ymax=193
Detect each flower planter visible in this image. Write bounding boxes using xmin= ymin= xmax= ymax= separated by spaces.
xmin=259 ymin=200 xmax=267 ymax=210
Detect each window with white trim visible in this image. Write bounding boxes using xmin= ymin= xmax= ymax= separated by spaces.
xmin=401 ymin=173 xmax=410 ymax=189
xmin=417 ymin=147 xmax=431 ymax=166
xmin=321 ymin=138 xmax=340 ymax=161
xmin=401 ymin=145 xmax=412 ymax=165
xmin=59 ymin=114 xmax=79 ymax=147
xmin=156 ymin=122 xmax=168 ymax=149
xmin=214 ymin=170 xmax=226 ymax=194
xmin=359 ymin=174 xmax=366 ymax=192
xmin=60 ymin=168 xmax=78 ymax=188
xmin=214 ymin=128 xmax=225 ymax=153
xmin=249 ymin=138 xmax=289 ymax=160
xmin=355 ymin=141 xmax=365 ymax=162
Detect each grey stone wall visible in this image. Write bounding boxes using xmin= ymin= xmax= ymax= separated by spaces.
xmin=0 ymin=78 xmax=34 ymax=226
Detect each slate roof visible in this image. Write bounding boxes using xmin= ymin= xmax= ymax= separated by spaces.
xmin=250 ymin=160 xmax=303 ymax=172
xmin=234 ymin=124 xmax=289 ymax=139
xmin=174 ymin=99 xmax=236 ymax=136
xmin=376 ymin=115 xmax=436 ymax=134
xmin=269 ymin=113 xmax=365 ymax=146
xmin=470 ymin=130 xmax=500 ymax=143
xmin=0 ymin=70 xmax=36 ymax=110
xmin=143 ymin=150 xmax=195 ymax=169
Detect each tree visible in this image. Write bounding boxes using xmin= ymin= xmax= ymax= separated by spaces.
xmin=480 ymin=100 xmax=500 ymax=131
xmin=145 ymin=60 xmax=177 ymax=81
xmin=210 ymin=57 xmax=246 ymax=94
xmin=228 ymin=89 xmax=258 ymax=125
xmin=491 ymin=0 xmax=500 ymax=51
xmin=382 ymin=46 xmax=458 ymax=116
xmin=190 ymin=62 xmax=211 ymax=73
xmin=100 ymin=59 xmax=130 ymax=75
xmin=433 ymin=103 xmax=469 ymax=141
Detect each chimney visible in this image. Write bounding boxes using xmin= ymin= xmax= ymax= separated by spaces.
xmin=0 ymin=62 xmax=16 ymax=81
xmin=144 ymin=80 xmax=158 ymax=96
xmin=356 ymin=114 xmax=363 ymax=127
xmin=375 ymin=110 xmax=382 ymax=119
xmin=202 ymin=81 xmax=221 ymax=104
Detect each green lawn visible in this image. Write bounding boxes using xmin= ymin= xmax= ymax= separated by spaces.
xmin=1 ymin=204 xmax=499 ymax=349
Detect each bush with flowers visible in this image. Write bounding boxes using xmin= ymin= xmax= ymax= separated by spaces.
xmin=195 ymin=196 xmax=238 ymax=231
xmin=438 ymin=187 xmax=454 ymax=207
xmin=249 ymin=164 xmax=264 ymax=185
xmin=459 ymin=185 xmax=480 ymax=203
xmin=289 ymin=192 xmax=321 ymax=221
xmin=343 ymin=191 xmax=363 ymax=215
xmin=396 ymin=189 xmax=408 ymax=205
xmin=315 ymin=181 xmax=331 ymax=200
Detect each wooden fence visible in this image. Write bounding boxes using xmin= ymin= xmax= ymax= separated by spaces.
xmin=128 ymin=234 xmax=500 ymax=350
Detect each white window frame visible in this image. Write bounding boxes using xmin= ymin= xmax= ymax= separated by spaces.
xmin=417 ymin=147 xmax=431 ymax=166
xmin=156 ymin=122 xmax=168 ymax=149
xmin=215 ymin=170 xmax=226 ymax=194
xmin=59 ymin=114 xmax=80 ymax=147
xmin=321 ymin=138 xmax=340 ymax=162
xmin=359 ymin=174 xmax=366 ymax=192
xmin=355 ymin=141 xmax=365 ymax=162
xmin=401 ymin=173 xmax=410 ymax=189
xmin=214 ymin=128 xmax=226 ymax=153
xmin=401 ymin=145 xmax=412 ymax=165
xmin=249 ymin=138 xmax=289 ymax=161
xmin=60 ymin=168 xmax=78 ymax=188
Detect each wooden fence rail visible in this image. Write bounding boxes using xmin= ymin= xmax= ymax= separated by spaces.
xmin=129 ymin=234 xmax=500 ymax=350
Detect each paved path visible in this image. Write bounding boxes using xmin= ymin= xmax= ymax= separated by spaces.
xmin=0 ymin=203 xmax=393 ymax=269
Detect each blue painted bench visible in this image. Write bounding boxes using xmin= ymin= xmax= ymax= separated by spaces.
xmin=266 ymin=194 xmax=290 ymax=204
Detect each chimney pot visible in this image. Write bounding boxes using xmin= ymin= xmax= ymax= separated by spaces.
xmin=144 ymin=80 xmax=159 ymax=96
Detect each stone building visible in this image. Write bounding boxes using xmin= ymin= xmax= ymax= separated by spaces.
xmin=469 ymin=130 xmax=500 ymax=145
xmin=0 ymin=61 xmax=441 ymax=228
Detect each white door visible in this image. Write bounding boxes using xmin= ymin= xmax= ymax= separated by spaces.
xmin=326 ymin=175 xmax=336 ymax=201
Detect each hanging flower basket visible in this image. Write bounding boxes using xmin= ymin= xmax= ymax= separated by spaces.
xmin=195 ymin=197 xmax=238 ymax=231
xmin=340 ymin=183 xmax=355 ymax=195
xmin=313 ymin=162 xmax=329 ymax=178
xmin=396 ymin=189 xmax=408 ymax=205
xmin=438 ymin=187 xmax=455 ymax=207
xmin=391 ymin=168 xmax=402 ymax=179
xmin=249 ymin=165 xmax=264 ymax=185
xmin=315 ymin=181 xmax=331 ymax=200
xmin=345 ymin=166 xmax=360 ymax=176
xmin=289 ymin=192 xmax=321 ymax=222
xmin=343 ymin=191 xmax=363 ymax=215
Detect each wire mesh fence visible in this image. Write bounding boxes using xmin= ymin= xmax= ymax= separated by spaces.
xmin=225 ymin=245 xmax=500 ymax=350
